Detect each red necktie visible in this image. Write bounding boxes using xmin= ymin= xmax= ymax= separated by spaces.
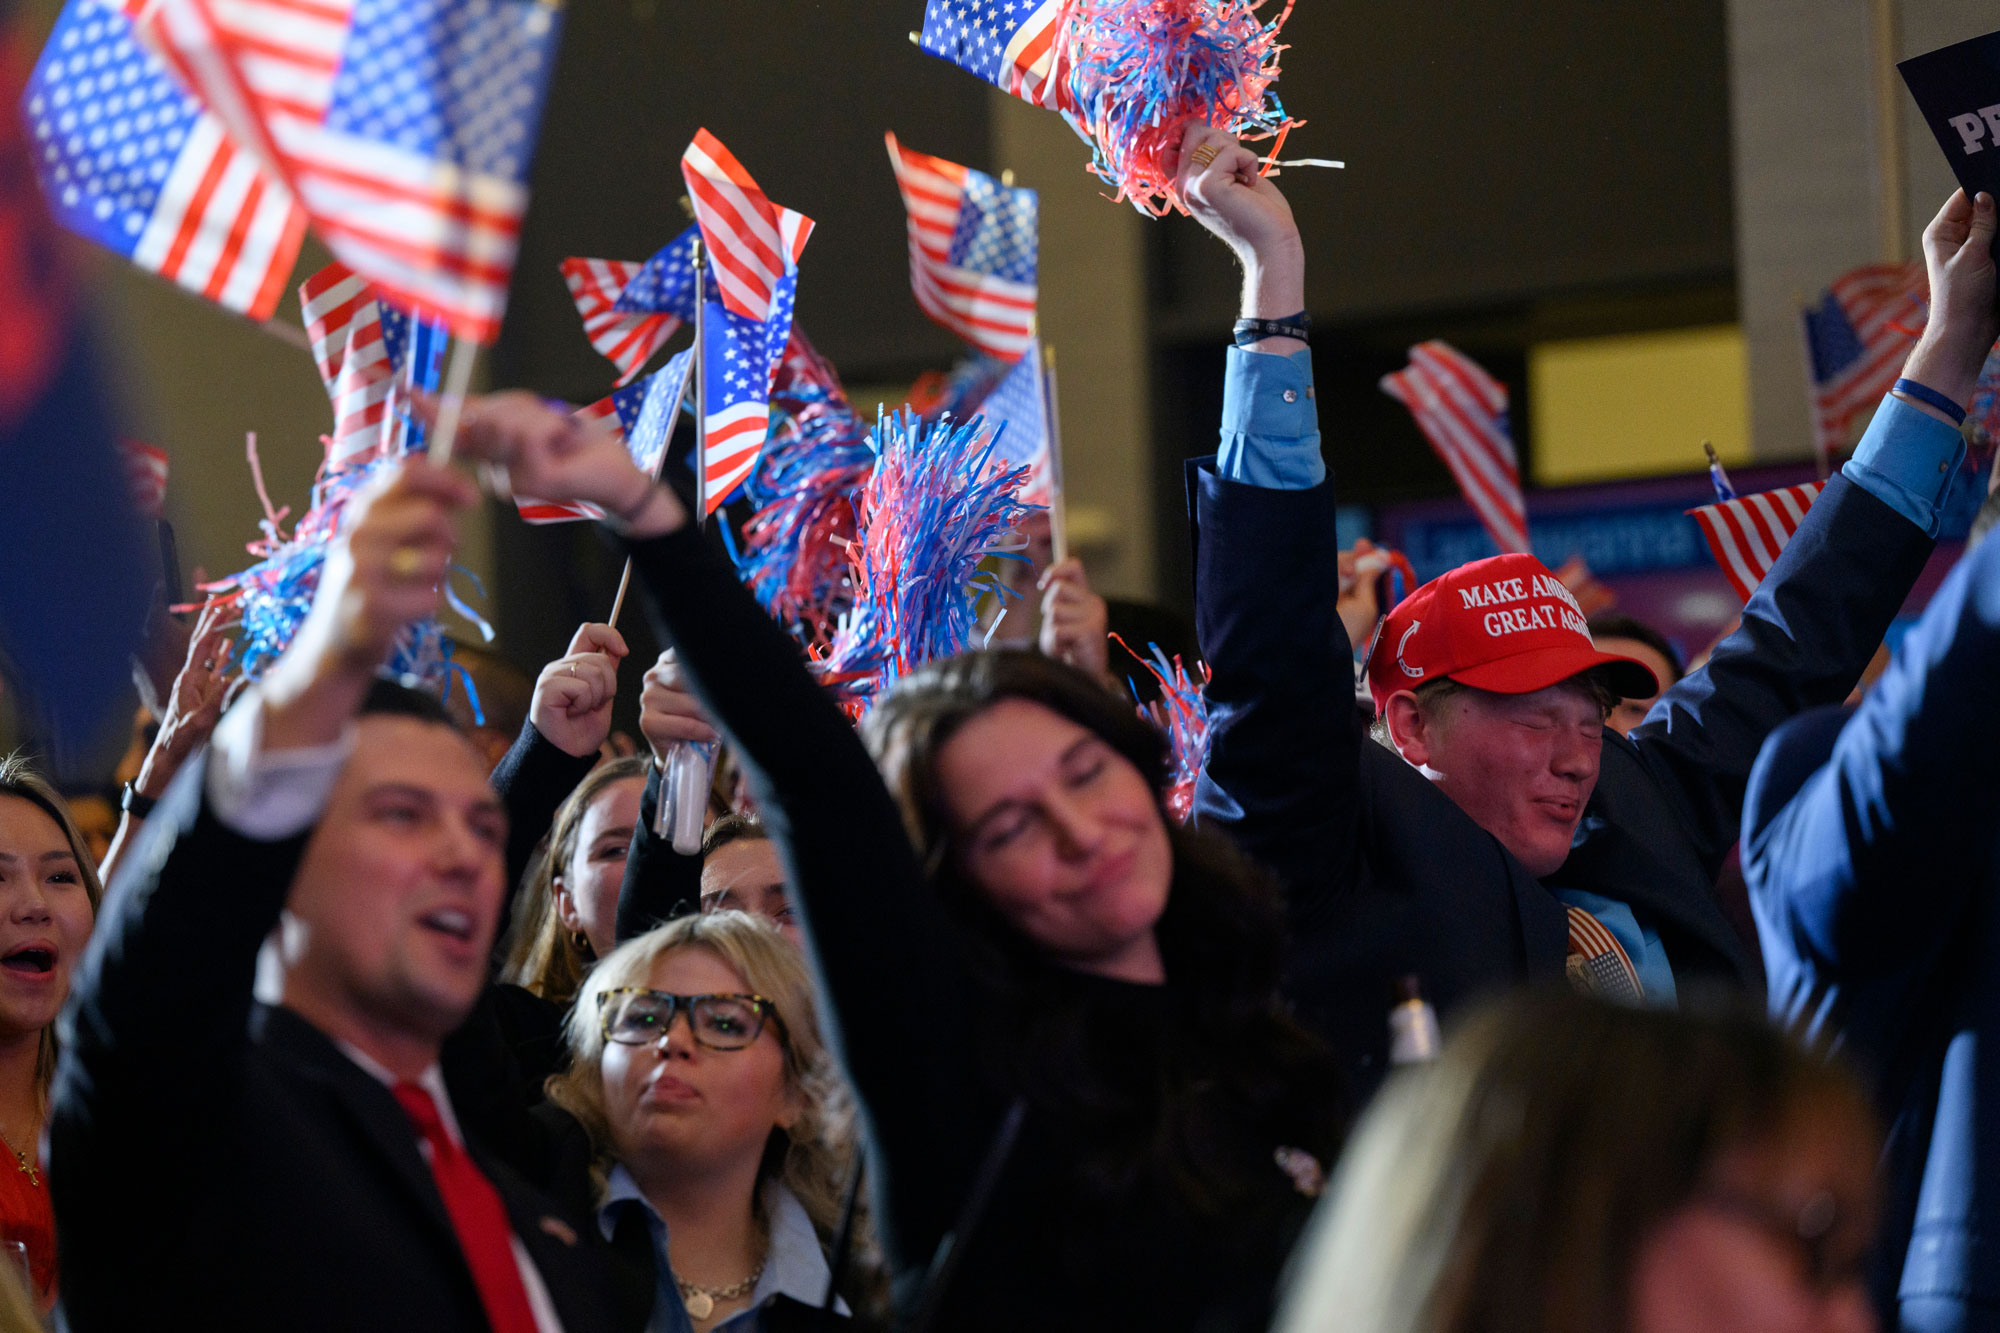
xmin=393 ymin=1081 xmax=542 ymax=1333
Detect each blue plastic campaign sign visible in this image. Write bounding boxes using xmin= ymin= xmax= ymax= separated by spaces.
xmin=1901 ymin=28 xmax=2000 ymax=225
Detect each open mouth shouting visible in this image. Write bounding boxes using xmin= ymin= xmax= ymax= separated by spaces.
xmin=0 ymin=942 xmax=57 ymax=980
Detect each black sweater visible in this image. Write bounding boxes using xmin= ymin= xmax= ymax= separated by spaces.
xmin=625 ymin=524 xmax=1336 ymax=1333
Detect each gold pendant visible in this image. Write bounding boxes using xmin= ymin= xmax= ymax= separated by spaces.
xmin=13 ymin=1153 xmax=34 ymax=1188
xmin=684 ymin=1291 xmax=714 ymax=1320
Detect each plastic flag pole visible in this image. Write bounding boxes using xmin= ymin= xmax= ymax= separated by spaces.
xmin=1042 ymin=342 xmax=1069 ymax=565
xmin=657 ymin=238 xmax=715 ymax=855
xmin=424 ymin=336 xmax=481 ymax=466
xmin=606 ymin=355 xmax=696 ymax=630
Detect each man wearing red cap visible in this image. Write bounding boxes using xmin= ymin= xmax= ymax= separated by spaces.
xmin=1173 ymin=123 xmax=1997 ymax=1098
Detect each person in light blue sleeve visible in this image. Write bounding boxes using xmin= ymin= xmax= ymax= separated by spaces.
xmin=1172 ymin=112 xmax=1998 ymax=1105
xmin=1743 ymin=467 xmax=2000 ymax=1330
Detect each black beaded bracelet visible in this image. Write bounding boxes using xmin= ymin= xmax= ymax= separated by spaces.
xmin=121 ymin=781 xmax=157 ymax=820
xmin=1892 ymin=377 xmax=1967 ymax=426
xmin=1233 ymin=312 xmax=1311 ymax=347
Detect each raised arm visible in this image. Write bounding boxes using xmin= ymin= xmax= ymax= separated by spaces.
xmin=1745 ymin=529 xmax=2000 ymax=991
xmin=1632 ymin=189 xmax=1999 ymax=872
xmin=452 ymin=396 xmax=1002 ymax=1273
xmin=1175 ymin=125 xmax=1361 ymax=927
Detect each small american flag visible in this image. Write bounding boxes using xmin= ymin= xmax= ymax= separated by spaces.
xmin=118 ymin=439 xmax=170 ymax=518
xmin=1380 ymin=341 xmax=1529 ymax=555
xmin=297 ymin=261 xmax=448 ymax=465
xmin=133 ymin=0 xmax=564 ymax=341
xmin=918 ymin=0 xmax=1069 ymax=111
xmin=23 ymin=0 xmax=306 ymax=319
xmin=680 ymin=129 xmax=813 ymax=324
xmin=975 ymin=337 xmax=1051 ymax=505
xmin=1687 ymin=481 xmax=1827 ymax=604
xmin=514 ymin=354 xmax=687 ymax=525
xmin=886 ymin=133 xmax=1039 ymax=364
xmin=701 ymin=272 xmax=798 ymax=513
xmin=559 ymin=249 xmax=687 ymax=387
xmin=1802 ymin=262 xmax=1925 ymax=461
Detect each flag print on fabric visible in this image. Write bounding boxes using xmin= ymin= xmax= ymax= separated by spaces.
xmin=1802 ymin=262 xmax=1925 ymax=460
xmin=918 ymin=0 xmax=1068 ymax=111
xmin=975 ymin=337 xmax=1051 ymax=505
xmin=298 ymin=261 xmax=449 ymax=466
xmin=680 ymin=129 xmax=812 ymax=324
xmin=118 ymin=439 xmax=170 ymax=518
xmin=21 ymin=0 xmax=306 ymax=319
xmin=1380 ymin=341 xmax=1529 ymax=555
xmin=1687 ymin=481 xmax=1827 ymax=604
xmin=886 ymin=133 xmax=1039 ymax=363
xmin=514 ymin=353 xmax=688 ymax=524
xmin=128 ymin=0 xmax=564 ymax=341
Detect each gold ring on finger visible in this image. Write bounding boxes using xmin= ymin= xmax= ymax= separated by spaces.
xmin=1189 ymin=143 xmax=1221 ymax=169
xmin=387 ymin=546 xmax=426 ymax=580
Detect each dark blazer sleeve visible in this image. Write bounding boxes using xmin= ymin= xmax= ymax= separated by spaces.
xmin=613 ymin=764 xmax=702 ymax=944
xmin=622 ymin=524 xmax=1002 ymax=1273
xmin=1744 ymin=530 xmax=2000 ymax=984
xmin=490 ymin=718 xmax=598 ymax=904
xmin=53 ymin=756 xmax=311 ymax=1171
xmin=1629 ymin=475 xmax=1936 ymax=877
xmin=1187 ymin=458 xmax=1360 ymax=932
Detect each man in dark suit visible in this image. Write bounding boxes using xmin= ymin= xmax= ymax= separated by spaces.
xmin=1172 ymin=119 xmax=1998 ymax=1101
xmin=52 ymin=458 xmax=637 ymax=1331
xmin=1744 ymin=513 xmax=2000 ymax=1330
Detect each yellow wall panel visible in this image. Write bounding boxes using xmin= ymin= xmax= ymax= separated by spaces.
xmin=1528 ymin=324 xmax=1752 ymax=486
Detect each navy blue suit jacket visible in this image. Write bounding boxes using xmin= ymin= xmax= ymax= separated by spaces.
xmin=1188 ymin=460 xmax=1934 ymax=1099
xmin=1744 ymin=529 xmax=2000 ymax=1331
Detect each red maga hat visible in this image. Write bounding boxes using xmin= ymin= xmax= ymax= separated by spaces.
xmin=1366 ymin=553 xmax=1659 ymax=716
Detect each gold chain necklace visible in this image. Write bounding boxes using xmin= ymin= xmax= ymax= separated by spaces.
xmin=0 ymin=1130 xmax=38 ymax=1187
xmin=677 ymin=1256 xmax=766 ymax=1321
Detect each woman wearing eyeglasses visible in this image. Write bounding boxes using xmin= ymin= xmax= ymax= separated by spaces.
xmin=544 ymin=911 xmax=866 ymax=1332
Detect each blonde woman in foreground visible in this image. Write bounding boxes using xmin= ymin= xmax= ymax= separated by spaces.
xmin=1277 ymin=989 xmax=1881 ymax=1333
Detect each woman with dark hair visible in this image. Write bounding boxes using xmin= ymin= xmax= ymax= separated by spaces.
xmin=450 ymin=365 xmax=1347 ymax=1333
xmin=1278 ymin=989 xmax=1880 ymax=1333
xmin=0 ymin=755 xmax=101 ymax=1310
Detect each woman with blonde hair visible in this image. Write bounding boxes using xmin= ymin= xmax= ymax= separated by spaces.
xmin=1276 ymin=988 xmax=1881 ymax=1333
xmin=546 ymin=910 xmax=863 ymax=1330
xmin=0 ymin=755 xmax=101 ymax=1310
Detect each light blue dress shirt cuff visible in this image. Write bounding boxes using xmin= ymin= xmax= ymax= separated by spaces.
xmin=1215 ymin=346 xmax=1324 ymax=490
xmin=1841 ymin=393 xmax=1967 ymax=537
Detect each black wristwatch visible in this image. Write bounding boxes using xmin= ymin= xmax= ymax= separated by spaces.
xmin=1233 ymin=311 xmax=1311 ymax=347
xmin=121 ymin=781 xmax=158 ymax=820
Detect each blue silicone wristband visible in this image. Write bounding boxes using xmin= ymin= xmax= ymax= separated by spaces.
xmin=1892 ymin=377 xmax=1968 ymax=426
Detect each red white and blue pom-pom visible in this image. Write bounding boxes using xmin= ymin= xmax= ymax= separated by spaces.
xmin=199 ymin=438 xmax=486 ymax=710
xmin=732 ymin=337 xmax=876 ymax=643
xmin=905 ymin=350 xmax=1012 ymax=425
xmin=1113 ymin=634 xmax=1211 ymax=823
xmin=820 ymin=409 xmax=1040 ymax=712
xmin=1061 ymin=0 xmax=1299 ymax=216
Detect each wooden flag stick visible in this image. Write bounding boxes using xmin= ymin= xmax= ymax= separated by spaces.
xmin=423 ymin=336 xmax=481 ymax=466
xmin=1041 ymin=342 xmax=1069 ymax=565
xmin=605 ymin=352 xmax=697 ymax=629
xmin=692 ymin=240 xmax=709 ymax=528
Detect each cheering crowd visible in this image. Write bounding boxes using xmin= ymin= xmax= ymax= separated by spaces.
xmin=3 ymin=121 xmax=2000 ymax=1333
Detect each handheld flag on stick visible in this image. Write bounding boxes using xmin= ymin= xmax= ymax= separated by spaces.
xmin=885 ymin=133 xmax=1039 ymax=363
xmin=1688 ymin=481 xmax=1827 ymax=604
xmin=298 ymin=262 xmax=450 ymax=467
xmin=1703 ymin=440 xmax=1737 ymax=502
xmin=513 ymin=351 xmax=694 ymax=525
xmin=973 ymin=337 xmax=1054 ymax=506
xmin=914 ymin=0 xmax=1300 ymax=216
xmin=680 ymin=132 xmax=812 ymax=513
xmin=560 ymin=236 xmax=697 ymax=386
xmin=1380 ymin=341 xmax=1530 ymax=555
xmin=22 ymin=0 xmax=306 ymax=319
xmin=1800 ymin=262 xmax=1926 ymax=463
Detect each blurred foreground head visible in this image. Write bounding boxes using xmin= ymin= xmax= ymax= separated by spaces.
xmin=1277 ymin=989 xmax=1880 ymax=1333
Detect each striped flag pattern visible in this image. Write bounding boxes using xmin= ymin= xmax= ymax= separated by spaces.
xmin=976 ymin=337 xmax=1051 ymax=506
xmin=1380 ymin=341 xmax=1530 ymax=555
xmin=560 ymin=255 xmax=680 ymax=386
xmin=128 ymin=0 xmax=564 ymax=342
xmin=886 ymin=133 xmax=1039 ymax=363
xmin=680 ymin=129 xmax=813 ymax=324
xmin=1802 ymin=262 xmax=1926 ymax=460
xmin=513 ymin=361 xmax=682 ymax=524
xmin=1566 ymin=906 xmax=1644 ymax=1004
xmin=118 ymin=439 xmax=170 ymax=518
xmin=1687 ymin=481 xmax=1827 ymax=604
xmin=22 ymin=0 xmax=306 ymax=319
xmin=298 ymin=261 xmax=448 ymax=466
xmin=918 ymin=0 xmax=1069 ymax=111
